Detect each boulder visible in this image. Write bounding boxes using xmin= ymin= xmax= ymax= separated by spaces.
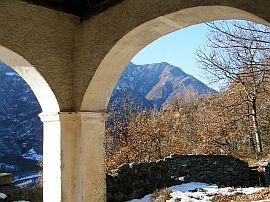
xmin=0 ymin=173 xmax=12 ymax=186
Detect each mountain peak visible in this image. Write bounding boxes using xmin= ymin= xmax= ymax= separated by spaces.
xmin=160 ymin=61 xmax=170 ymax=65
xmin=110 ymin=62 xmax=216 ymax=109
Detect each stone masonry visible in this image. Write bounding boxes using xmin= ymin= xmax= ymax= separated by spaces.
xmin=107 ymin=155 xmax=259 ymax=201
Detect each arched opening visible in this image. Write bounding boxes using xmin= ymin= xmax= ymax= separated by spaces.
xmin=81 ymin=6 xmax=270 ymax=111
xmin=0 ymin=45 xmax=61 ymax=201
xmin=80 ymin=5 xmax=270 ymax=201
xmin=104 ymin=19 xmax=270 ymax=201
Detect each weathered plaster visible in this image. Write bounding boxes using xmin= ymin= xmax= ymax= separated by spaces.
xmin=59 ymin=113 xmax=78 ymax=202
xmin=0 ymin=0 xmax=79 ymax=111
xmin=0 ymin=45 xmax=59 ymax=113
xmin=75 ymin=112 xmax=107 ymax=202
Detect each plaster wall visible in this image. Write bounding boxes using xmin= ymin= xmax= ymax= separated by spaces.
xmin=0 ymin=0 xmax=78 ymax=111
xmin=0 ymin=45 xmax=59 ymax=113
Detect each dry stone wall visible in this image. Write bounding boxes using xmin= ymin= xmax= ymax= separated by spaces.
xmin=265 ymin=165 xmax=270 ymax=185
xmin=107 ymin=155 xmax=257 ymax=201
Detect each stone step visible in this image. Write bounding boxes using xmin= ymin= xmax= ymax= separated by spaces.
xmin=0 ymin=173 xmax=12 ymax=186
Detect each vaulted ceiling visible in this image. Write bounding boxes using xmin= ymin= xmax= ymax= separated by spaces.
xmin=22 ymin=0 xmax=123 ymax=20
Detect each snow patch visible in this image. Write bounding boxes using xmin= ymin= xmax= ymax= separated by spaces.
xmin=127 ymin=182 xmax=264 ymax=202
xmin=13 ymin=174 xmax=41 ymax=183
xmin=13 ymin=201 xmax=30 ymax=202
xmin=0 ymin=193 xmax=7 ymax=199
xmin=22 ymin=149 xmax=42 ymax=161
xmin=5 ymin=72 xmax=17 ymax=76
xmin=13 ymin=174 xmax=41 ymax=188
xmin=128 ymin=194 xmax=152 ymax=202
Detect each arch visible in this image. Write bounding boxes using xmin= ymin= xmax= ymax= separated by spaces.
xmin=0 ymin=45 xmax=59 ymax=113
xmin=81 ymin=6 xmax=270 ymax=111
xmin=0 ymin=45 xmax=61 ymax=201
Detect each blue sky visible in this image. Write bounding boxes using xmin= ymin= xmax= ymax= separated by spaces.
xmin=131 ymin=23 xmax=215 ymax=89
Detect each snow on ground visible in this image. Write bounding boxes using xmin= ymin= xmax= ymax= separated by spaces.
xmin=128 ymin=194 xmax=152 ymax=202
xmin=0 ymin=193 xmax=7 ymax=199
xmin=13 ymin=174 xmax=41 ymax=183
xmin=128 ymin=182 xmax=264 ymax=202
xmin=12 ymin=201 xmax=30 ymax=202
xmin=22 ymin=149 xmax=42 ymax=161
xmin=15 ymin=179 xmax=35 ymax=187
xmin=13 ymin=173 xmax=41 ymax=187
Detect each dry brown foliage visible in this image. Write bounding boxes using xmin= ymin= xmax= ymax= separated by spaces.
xmin=105 ymin=86 xmax=270 ymax=170
xmin=212 ymin=188 xmax=270 ymax=202
xmin=152 ymin=188 xmax=172 ymax=202
xmin=105 ymin=21 xmax=270 ymax=170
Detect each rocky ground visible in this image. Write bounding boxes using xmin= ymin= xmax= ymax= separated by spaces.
xmin=1 ymin=184 xmax=270 ymax=202
xmin=0 ymin=185 xmax=42 ymax=202
xmin=212 ymin=188 xmax=270 ymax=202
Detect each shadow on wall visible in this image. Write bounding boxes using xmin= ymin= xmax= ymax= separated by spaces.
xmin=107 ymin=154 xmax=267 ymax=202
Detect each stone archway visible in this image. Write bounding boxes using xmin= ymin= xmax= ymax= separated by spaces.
xmin=81 ymin=6 xmax=270 ymax=111
xmin=78 ymin=5 xmax=270 ymax=202
xmin=0 ymin=45 xmax=62 ymax=201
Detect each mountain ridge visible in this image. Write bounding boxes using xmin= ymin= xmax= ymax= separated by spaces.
xmin=109 ymin=62 xmax=216 ymax=109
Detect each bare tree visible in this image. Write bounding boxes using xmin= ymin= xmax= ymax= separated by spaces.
xmin=196 ymin=21 xmax=270 ymax=153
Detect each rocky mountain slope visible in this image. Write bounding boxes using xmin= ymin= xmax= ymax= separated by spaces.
xmin=0 ymin=62 xmax=42 ymax=177
xmin=109 ymin=62 xmax=216 ymax=109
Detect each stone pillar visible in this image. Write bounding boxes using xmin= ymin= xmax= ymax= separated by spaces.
xmin=40 ymin=113 xmax=62 ymax=202
xmin=40 ymin=112 xmax=106 ymax=202
xmin=59 ymin=113 xmax=78 ymax=202
xmin=75 ymin=112 xmax=107 ymax=202
xmin=40 ymin=112 xmax=78 ymax=202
